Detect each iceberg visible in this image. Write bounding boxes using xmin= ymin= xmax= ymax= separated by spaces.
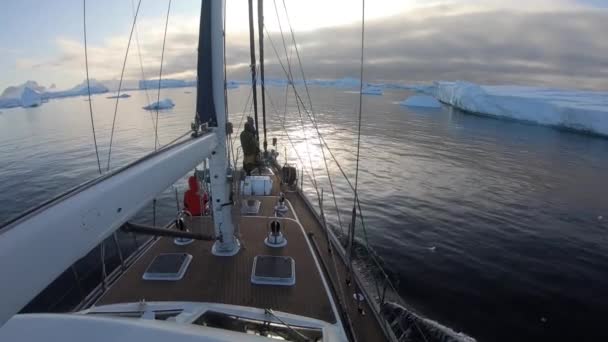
xmin=1 ymin=80 xmax=45 ymax=98
xmin=226 ymin=80 xmax=240 ymax=89
xmin=0 ymin=81 xmax=45 ymax=108
xmin=143 ymin=98 xmax=175 ymax=110
xmin=400 ymin=95 xmax=441 ymax=108
xmin=429 ymin=81 xmax=608 ymax=136
xmin=45 ymin=79 xmax=109 ymax=99
xmin=361 ymin=86 xmax=383 ymax=95
xmin=0 ymin=79 xmax=113 ymax=109
xmin=20 ymin=87 xmax=42 ymax=107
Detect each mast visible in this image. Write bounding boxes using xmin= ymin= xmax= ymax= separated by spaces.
xmin=247 ymin=0 xmax=260 ymax=142
xmin=258 ymin=0 xmax=268 ymax=152
xmin=199 ymin=0 xmax=239 ymax=256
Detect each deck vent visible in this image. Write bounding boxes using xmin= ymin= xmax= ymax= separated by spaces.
xmin=251 ymin=255 xmax=295 ymax=286
xmin=241 ymin=199 xmax=261 ymax=215
xmin=143 ymin=253 xmax=193 ymax=281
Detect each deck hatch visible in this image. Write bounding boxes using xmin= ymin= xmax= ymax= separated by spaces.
xmin=142 ymin=253 xmax=192 ymax=281
xmin=251 ymin=255 xmax=295 ymax=286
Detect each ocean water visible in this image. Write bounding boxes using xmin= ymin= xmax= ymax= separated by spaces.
xmin=1 ymin=86 xmax=608 ymax=342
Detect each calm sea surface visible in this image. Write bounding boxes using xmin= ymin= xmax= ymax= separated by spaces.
xmin=1 ymin=86 xmax=607 ymax=342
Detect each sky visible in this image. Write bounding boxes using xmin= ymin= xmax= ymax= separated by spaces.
xmin=0 ymin=0 xmax=607 ymax=92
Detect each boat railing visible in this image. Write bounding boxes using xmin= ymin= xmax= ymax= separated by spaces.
xmin=292 ymin=165 xmax=414 ymax=342
xmin=20 ymin=218 xmax=170 ymax=314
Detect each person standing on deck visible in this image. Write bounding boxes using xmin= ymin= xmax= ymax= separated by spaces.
xmin=240 ymin=118 xmax=259 ymax=175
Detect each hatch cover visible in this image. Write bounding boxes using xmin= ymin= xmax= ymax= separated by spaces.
xmin=251 ymin=255 xmax=295 ymax=286
xmin=143 ymin=253 xmax=192 ymax=281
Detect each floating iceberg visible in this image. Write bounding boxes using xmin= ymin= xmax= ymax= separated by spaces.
xmin=106 ymin=93 xmax=131 ymax=99
xmin=0 ymin=79 xmax=112 ymax=109
xmin=400 ymin=95 xmax=441 ymax=108
xmin=1 ymin=81 xmax=45 ymax=98
xmin=361 ymin=86 xmax=383 ymax=95
xmin=143 ymin=98 xmax=175 ymax=110
xmin=20 ymin=87 xmax=42 ymax=107
xmin=45 ymin=79 xmax=109 ymax=99
xmin=0 ymin=81 xmax=45 ymax=108
xmin=430 ymin=81 xmax=608 ymax=136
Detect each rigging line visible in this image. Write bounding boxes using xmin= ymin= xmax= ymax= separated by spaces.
xmin=83 ymin=0 xmax=102 ymax=175
xmin=348 ymin=0 xmax=392 ymax=299
xmin=271 ymin=0 xmax=293 ymax=122
xmin=353 ymin=0 xmax=365 ymax=203
xmin=258 ymin=0 xmax=268 ymax=152
xmin=265 ymin=22 xmax=387 ymax=286
xmin=278 ymin=1 xmax=345 ymax=234
xmin=265 ymin=24 xmax=346 ymax=233
xmin=280 ymin=0 xmax=312 ymax=110
xmin=263 ymin=27 xmax=315 ymax=188
xmin=247 ymin=0 xmax=260 ymax=143
xmin=106 ymin=0 xmax=142 ymax=171
xmin=294 ymin=87 xmax=321 ymax=200
xmin=284 ymin=44 xmax=295 ymax=122
xmin=266 ymin=25 xmax=373 ymax=243
xmin=286 ymin=0 xmax=389 ymax=316
xmin=154 ymin=0 xmax=172 ymax=151
xmin=131 ymin=0 xmax=158 ymax=147
xmin=266 ymin=0 xmax=293 ymax=125
xmin=266 ymin=89 xmax=316 ymax=187
xmin=347 ymin=5 xmax=401 ymax=339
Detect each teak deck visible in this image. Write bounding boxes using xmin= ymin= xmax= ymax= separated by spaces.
xmin=97 ymin=176 xmax=387 ymax=341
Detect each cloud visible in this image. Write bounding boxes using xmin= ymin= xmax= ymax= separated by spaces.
xmin=257 ymin=4 xmax=608 ymax=90
xmin=17 ymin=3 xmax=608 ymax=91
xmin=15 ymin=14 xmax=200 ymax=89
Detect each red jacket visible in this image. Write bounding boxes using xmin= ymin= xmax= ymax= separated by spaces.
xmin=183 ymin=176 xmax=208 ymax=216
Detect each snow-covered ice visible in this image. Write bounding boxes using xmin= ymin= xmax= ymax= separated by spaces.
xmin=427 ymin=81 xmax=608 ymax=136
xmin=143 ymin=98 xmax=175 ymax=110
xmin=361 ymin=86 xmax=383 ymax=95
xmin=400 ymin=95 xmax=441 ymax=108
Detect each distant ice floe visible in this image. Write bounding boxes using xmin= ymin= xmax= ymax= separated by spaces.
xmin=139 ymin=79 xmax=195 ymax=89
xmin=143 ymin=98 xmax=175 ymax=110
xmin=400 ymin=95 xmax=441 ymax=108
xmin=422 ymin=81 xmax=608 ymax=137
xmin=226 ymin=80 xmax=240 ymax=89
xmin=361 ymin=86 xmax=383 ymax=95
xmin=107 ymin=93 xmax=131 ymax=99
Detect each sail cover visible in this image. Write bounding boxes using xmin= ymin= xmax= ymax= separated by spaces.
xmin=196 ymin=0 xmax=217 ymax=126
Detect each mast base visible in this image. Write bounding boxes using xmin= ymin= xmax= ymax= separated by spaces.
xmin=211 ymin=239 xmax=241 ymax=256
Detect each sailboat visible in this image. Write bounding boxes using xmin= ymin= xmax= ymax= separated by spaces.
xmin=0 ymin=1 xmax=475 ymax=341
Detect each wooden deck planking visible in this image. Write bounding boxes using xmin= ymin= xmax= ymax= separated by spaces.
xmin=98 ymin=215 xmax=335 ymax=324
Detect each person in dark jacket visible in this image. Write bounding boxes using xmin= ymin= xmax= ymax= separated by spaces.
xmin=240 ymin=121 xmax=259 ymax=175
